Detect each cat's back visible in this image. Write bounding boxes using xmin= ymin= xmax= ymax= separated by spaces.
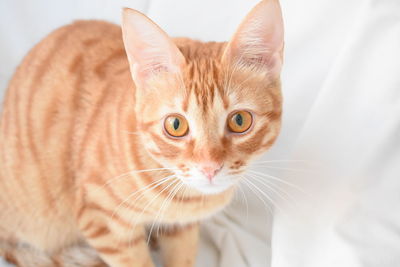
xmin=1 ymin=19 xmax=130 ymax=170
xmin=0 ymin=19 xmax=129 ymax=180
xmin=1 ymin=19 xmax=128 ymax=141
xmin=0 ymin=20 xmax=131 ymax=250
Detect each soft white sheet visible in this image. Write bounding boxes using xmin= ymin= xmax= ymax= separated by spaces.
xmin=272 ymin=1 xmax=400 ymax=266
xmin=1 ymin=0 xmax=400 ymax=266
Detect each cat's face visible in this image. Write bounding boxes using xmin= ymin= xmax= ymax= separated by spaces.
xmin=122 ymin=0 xmax=284 ymax=194
xmin=134 ymin=63 xmax=282 ymax=194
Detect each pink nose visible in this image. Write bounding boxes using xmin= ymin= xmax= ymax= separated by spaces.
xmin=199 ymin=162 xmax=223 ymax=181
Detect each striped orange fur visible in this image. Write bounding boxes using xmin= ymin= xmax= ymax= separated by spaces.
xmin=0 ymin=0 xmax=284 ymax=266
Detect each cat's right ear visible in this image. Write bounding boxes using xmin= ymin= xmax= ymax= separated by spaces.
xmin=121 ymin=8 xmax=185 ymax=86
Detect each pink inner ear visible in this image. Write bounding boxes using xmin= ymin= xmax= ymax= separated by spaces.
xmin=121 ymin=8 xmax=185 ymax=84
xmin=225 ymin=0 xmax=284 ymax=76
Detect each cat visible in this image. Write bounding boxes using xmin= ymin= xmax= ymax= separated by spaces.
xmin=0 ymin=0 xmax=283 ymax=266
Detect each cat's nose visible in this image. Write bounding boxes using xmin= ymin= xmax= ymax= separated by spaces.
xmin=199 ymin=162 xmax=223 ymax=181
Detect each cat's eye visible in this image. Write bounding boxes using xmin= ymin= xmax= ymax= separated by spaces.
xmin=164 ymin=114 xmax=189 ymax=137
xmin=227 ymin=110 xmax=253 ymax=133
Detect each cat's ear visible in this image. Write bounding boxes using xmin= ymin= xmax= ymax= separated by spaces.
xmin=223 ymin=0 xmax=284 ymax=77
xmin=121 ymin=8 xmax=185 ymax=85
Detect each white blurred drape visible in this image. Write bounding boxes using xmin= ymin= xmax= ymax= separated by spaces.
xmin=271 ymin=1 xmax=400 ymax=266
xmin=1 ymin=0 xmax=400 ymax=266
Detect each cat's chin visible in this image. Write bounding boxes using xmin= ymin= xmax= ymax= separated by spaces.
xmin=185 ymin=182 xmax=233 ymax=195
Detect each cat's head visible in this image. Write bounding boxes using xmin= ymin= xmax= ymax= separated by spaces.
xmin=122 ymin=0 xmax=284 ymax=194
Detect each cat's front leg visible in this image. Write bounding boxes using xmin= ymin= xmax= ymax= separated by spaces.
xmin=78 ymin=209 xmax=154 ymax=267
xmin=158 ymin=223 xmax=199 ymax=267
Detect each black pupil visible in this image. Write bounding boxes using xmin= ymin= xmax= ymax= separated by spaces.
xmin=235 ymin=114 xmax=243 ymax=126
xmin=173 ymin=118 xmax=180 ymax=130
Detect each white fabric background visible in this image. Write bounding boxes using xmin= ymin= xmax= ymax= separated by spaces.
xmin=1 ymin=0 xmax=400 ymax=266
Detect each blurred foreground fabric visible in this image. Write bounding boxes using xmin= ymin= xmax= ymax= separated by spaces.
xmin=1 ymin=0 xmax=400 ymax=266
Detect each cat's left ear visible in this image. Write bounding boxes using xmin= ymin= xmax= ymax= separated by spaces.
xmin=223 ymin=0 xmax=284 ymax=78
xmin=121 ymin=8 xmax=185 ymax=86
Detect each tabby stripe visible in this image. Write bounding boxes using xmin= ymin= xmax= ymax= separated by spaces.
xmin=120 ymin=235 xmax=145 ymax=247
xmin=237 ymin=123 xmax=270 ymax=154
xmin=267 ymin=82 xmax=282 ymax=120
xmin=139 ymin=120 xmax=158 ymax=131
xmin=267 ymin=110 xmax=282 ymax=121
xmin=102 ymin=180 xmax=151 ymax=214
xmin=110 ymin=90 xmax=129 ymax=173
xmin=81 ymin=221 xmax=95 ymax=232
xmin=95 ymin=141 xmax=107 ymax=167
xmin=94 ymin=49 xmax=126 ymax=78
xmin=87 ymin=226 xmax=110 ymax=239
xmin=105 ymin=112 xmax=119 ymax=171
xmin=261 ymin=136 xmax=277 ymax=150
xmin=78 ymin=82 xmax=111 ymax=164
xmin=95 ymin=235 xmax=144 ymax=254
xmin=182 ymin=89 xmax=190 ymax=112
xmin=83 ymin=168 xmax=150 ymax=215
xmin=95 ymin=247 xmax=120 ymax=255
xmin=83 ymin=38 xmax=101 ymax=47
xmin=78 ymin=203 xmax=132 ymax=229
xmin=149 ymin=133 xmax=180 ymax=158
xmin=25 ymin=29 xmax=71 ymax=205
xmin=116 ymin=89 xmax=131 ymax=169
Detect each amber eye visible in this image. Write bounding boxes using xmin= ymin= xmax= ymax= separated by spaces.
xmin=164 ymin=114 xmax=189 ymax=137
xmin=227 ymin=110 xmax=253 ymax=133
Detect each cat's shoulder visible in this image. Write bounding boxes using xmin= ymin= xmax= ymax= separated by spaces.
xmin=26 ymin=20 xmax=124 ymax=64
xmin=30 ymin=20 xmax=121 ymax=53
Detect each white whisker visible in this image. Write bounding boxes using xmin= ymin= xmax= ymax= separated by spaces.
xmin=244 ymin=177 xmax=283 ymax=213
xmin=252 ymin=159 xmax=318 ymax=167
xmin=246 ymin=174 xmax=297 ymax=208
xmin=98 ymin=167 xmax=176 ymax=191
xmin=252 ymin=165 xmax=315 ymax=173
xmin=248 ymin=170 xmax=306 ymax=194
xmin=237 ymin=183 xmax=249 ymax=222
xmin=110 ymin=175 xmax=176 ymax=220
xmin=240 ymin=178 xmax=273 ymax=215
xmin=128 ymin=179 xmax=180 ymax=247
xmin=147 ymin=181 xmax=183 ymax=244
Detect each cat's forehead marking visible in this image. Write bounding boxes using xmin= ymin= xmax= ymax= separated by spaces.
xmin=183 ymin=65 xmax=230 ymax=118
xmin=185 ymin=59 xmax=220 ymax=111
xmin=179 ymin=41 xmax=228 ymax=113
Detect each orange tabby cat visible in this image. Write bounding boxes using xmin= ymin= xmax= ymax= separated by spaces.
xmin=0 ymin=0 xmax=283 ymax=266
